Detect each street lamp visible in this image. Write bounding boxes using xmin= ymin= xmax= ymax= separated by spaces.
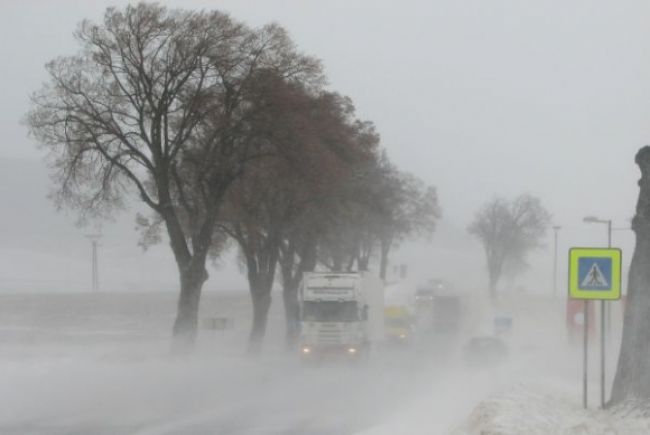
xmin=552 ymin=225 xmax=561 ymax=297
xmin=582 ymin=216 xmax=612 ymax=248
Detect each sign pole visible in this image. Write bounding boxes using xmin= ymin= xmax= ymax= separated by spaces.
xmin=569 ymin=247 xmax=621 ymax=410
xmin=600 ymin=300 xmax=605 ymax=408
xmin=583 ymin=300 xmax=588 ymax=409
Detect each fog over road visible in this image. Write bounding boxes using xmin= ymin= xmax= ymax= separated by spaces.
xmin=0 ymin=291 xmax=604 ymax=435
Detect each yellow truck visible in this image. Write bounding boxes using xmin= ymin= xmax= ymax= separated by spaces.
xmin=384 ymin=305 xmax=412 ymax=343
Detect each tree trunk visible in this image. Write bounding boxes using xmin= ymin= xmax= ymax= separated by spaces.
xmin=379 ymin=239 xmax=390 ymax=281
xmin=248 ymin=279 xmax=273 ymax=354
xmin=162 ymin=200 xmax=212 ymax=352
xmin=346 ymin=253 xmax=357 ymax=272
xmin=172 ymin=266 xmax=207 ymax=351
xmin=358 ymin=237 xmax=373 ymax=272
xmin=282 ymin=283 xmax=300 ymax=348
xmin=488 ymin=272 xmax=499 ymax=302
xmin=486 ymin=252 xmax=503 ymax=303
xmin=611 ymin=146 xmax=650 ymax=404
xmin=331 ymin=253 xmax=343 ymax=272
xmin=358 ymin=249 xmax=370 ymax=272
xmin=244 ymin=242 xmax=279 ymax=354
xmin=279 ymin=244 xmax=299 ymax=348
xmin=172 ymin=255 xmax=210 ymax=347
xmin=280 ymin=237 xmax=317 ymax=349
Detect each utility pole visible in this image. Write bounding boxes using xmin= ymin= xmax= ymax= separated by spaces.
xmin=85 ymin=234 xmax=101 ymax=292
xmin=552 ymin=225 xmax=561 ymax=297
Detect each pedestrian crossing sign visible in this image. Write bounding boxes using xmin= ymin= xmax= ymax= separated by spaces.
xmin=569 ymin=248 xmax=622 ymax=300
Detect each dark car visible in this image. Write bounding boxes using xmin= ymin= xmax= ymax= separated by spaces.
xmin=463 ymin=336 xmax=508 ymax=367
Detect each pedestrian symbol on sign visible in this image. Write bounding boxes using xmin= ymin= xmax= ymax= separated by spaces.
xmin=581 ymin=263 xmax=609 ymax=288
xmin=578 ymin=257 xmax=612 ymax=291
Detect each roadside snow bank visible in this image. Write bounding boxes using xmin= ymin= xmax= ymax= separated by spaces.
xmin=452 ymin=384 xmax=650 ymax=435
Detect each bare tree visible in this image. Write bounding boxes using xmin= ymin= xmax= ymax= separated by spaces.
xmin=317 ymin=152 xmax=441 ymax=279
xmin=219 ymin=79 xmax=378 ymax=352
xmin=369 ymin=156 xmax=441 ymax=280
xmin=26 ymin=4 xmax=321 ymax=348
xmin=611 ymin=146 xmax=650 ymax=404
xmin=468 ymin=194 xmax=551 ymax=300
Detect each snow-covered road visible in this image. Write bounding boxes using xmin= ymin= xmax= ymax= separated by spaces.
xmin=0 ymin=291 xmax=640 ymax=434
xmin=0 ymin=292 xmax=476 ymax=434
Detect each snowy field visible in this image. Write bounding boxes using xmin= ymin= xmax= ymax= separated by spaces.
xmin=0 ymin=290 xmax=644 ymax=434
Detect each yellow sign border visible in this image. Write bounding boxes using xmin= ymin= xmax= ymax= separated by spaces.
xmin=568 ymin=247 xmax=622 ymax=300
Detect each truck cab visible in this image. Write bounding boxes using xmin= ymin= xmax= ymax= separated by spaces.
xmin=298 ymin=272 xmax=383 ymax=360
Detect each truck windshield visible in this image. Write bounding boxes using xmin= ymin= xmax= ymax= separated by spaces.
xmin=302 ymin=301 xmax=358 ymax=322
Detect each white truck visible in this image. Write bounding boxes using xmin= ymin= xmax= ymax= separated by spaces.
xmin=298 ymin=272 xmax=384 ymax=360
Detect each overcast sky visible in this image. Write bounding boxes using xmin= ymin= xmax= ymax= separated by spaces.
xmin=1 ymin=0 xmax=648 ymax=293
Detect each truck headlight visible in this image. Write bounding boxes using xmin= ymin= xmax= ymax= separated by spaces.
xmin=302 ymin=347 xmax=311 ymax=354
xmin=347 ymin=347 xmax=357 ymax=354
